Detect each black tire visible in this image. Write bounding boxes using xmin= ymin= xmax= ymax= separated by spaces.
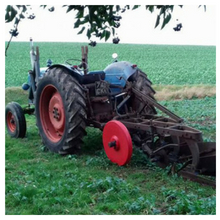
xmin=35 ymin=67 xmax=87 ymax=154
xmin=5 ymin=102 xmax=26 ymax=138
xmin=130 ymin=69 xmax=157 ymax=114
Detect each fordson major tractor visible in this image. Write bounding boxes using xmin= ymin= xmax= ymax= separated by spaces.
xmin=5 ymin=39 xmax=216 ymax=178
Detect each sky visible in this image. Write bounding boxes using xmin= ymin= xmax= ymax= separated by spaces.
xmin=4 ymin=4 xmax=217 ymax=46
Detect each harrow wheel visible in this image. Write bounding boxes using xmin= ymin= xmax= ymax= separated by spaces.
xmin=35 ymin=67 xmax=87 ymax=154
xmin=178 ymin=139 xmax=200 ymax=172
xmin=102 ymin=120 xmax=133 ymax=166
xmin=152 ymin=138 xmax=200 ymax=172
xmin=5 ymin=102 xmax=26 ymax=138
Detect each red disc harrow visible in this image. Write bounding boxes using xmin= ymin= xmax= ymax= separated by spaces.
xmin=102 ymin=120 xmax=133 ymax=166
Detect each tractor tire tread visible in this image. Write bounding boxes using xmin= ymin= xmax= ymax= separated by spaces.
xmin=35 ymin=67 xmax=87 ymax=155
xmin=132 ymin=69 xmax=157 ymax=114
xmin=5 ymin=102 xmax=26 ymax=138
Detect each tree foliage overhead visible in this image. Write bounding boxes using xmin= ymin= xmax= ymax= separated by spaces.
xmin=5 ymin=5 xmax=183 ymax=41
xmin=5 ymin=5 xmax=205 ymax=54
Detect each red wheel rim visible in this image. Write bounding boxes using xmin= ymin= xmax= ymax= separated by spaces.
xmin=39 ymin=85 xmax=65 ymax=143
xmin=6 ymin=111 xmax=16 ymax=133
xmin=102 ymin=120 xmax=133 ymax=166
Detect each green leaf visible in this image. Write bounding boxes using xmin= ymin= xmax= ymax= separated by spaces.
xmin=77 ymin=26 xmax=85 ymax=34
xmin=5 ymin=5 xmax=17 ymax=23
xmin=92 ymin=14 xmax=102 ymax=28
xmin=16 ymin=5 xmax=27 ymax=13
xmin=169 ymin=5 xmax=174 ymax=12
xmin=159 ymin=6 xmax=166 ymax=16
xmin=14 ymin=17 xmax=20 ymax=25
xmin=161 ymin=13 xmax=171 ymax=29
xmin=74 ymin=19 xmax=81 ymax=28
xmin=155 ymin=15 xmax=160 ymax=28
xmin=87 ymin=28 xmax=91 ymax=39
xmin=88 ymin=6 xmax=95 ymax=20
xmin=146 ymin=5 xmax=154 ymax=13
xmin=149 ymin=6 xmax=154 ymax=13
xmin=101 ymin=30 xmax=106 ymax=40
xmin=19 ymin=13 xmax=25 ymax=19
xmin=66 ymin=6 xmax=76 ymax=13
xmin=105 ymin=30 xmax=111 ymax=41
xmin=90 ymin=23 xmax=97 ymax=33
xmin=112 ymin=27 xmax=115 ymax=36
xmin=132 ymin=5 xmax=140 ymax=10
xmin=40 ymin=5 xmax=47 ymax=9
xmin=76 ymin=7 xmax=84 ymax=18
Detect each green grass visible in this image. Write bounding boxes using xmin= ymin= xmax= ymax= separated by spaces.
xmin=5 ymin=117 xmax=216 ymax=215
xmin=5 ymin=42 xmax=216 ymax=87
xmin=159 ymin=96 xmax=216 ymax=142
xmin=5 ymin=89 xmax=216 ymax=215
xmin=5 ymin=42 xmax=216 ymax=215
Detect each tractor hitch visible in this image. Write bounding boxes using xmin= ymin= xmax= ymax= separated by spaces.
xmin=107 ymin=87 xmax=216 ymax=176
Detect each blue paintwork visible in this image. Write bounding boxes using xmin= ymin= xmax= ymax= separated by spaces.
xmin=22 ymin=67 xmax=48 ymax=90
xmin=103 ymin=61 xmax=137 ymax=93
xmin=22 ymin=83 xmax=30 ymax=90
xmin=22 ymin=61 xmax=137 ymax=94
xmin=104 ymin=61 xmax=136 ymax=87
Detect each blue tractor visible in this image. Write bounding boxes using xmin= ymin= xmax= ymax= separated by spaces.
xmin=5 ymin=39 xmax=216 ymax=176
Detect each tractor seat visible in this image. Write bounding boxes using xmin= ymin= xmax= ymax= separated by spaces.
xmin=81 ymin=70 xmax=105 ymax=84
xmin=88 ymin=70 xmax=105 ymax=75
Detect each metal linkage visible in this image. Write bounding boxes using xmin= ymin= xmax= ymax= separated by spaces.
xmin=178 ymin=170 xmax=216 ymax=188
xmin=117 ymin=116 xmax=203 ymax=143
xmin=132 ymin=87 xmax=184 ymax=123
xmin=81 ymin=46 xmax=88 ymax=75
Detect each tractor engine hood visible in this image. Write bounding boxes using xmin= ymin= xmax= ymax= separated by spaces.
xmin=104 ymin=61 xmax=137 ymax=88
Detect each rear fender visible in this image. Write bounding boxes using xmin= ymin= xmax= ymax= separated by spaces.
xmin=104 ymin=61 xmax=137 ymax=88
xmin=47 ymin=64 xmax=83 ymax=83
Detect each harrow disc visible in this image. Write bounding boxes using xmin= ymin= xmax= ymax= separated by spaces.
xmin=102 ymin=120 xmax=133 ymax=166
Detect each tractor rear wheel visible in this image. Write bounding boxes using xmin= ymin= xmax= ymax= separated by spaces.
xmin=5 ymin=102 xmax=26 ymax=138
xmin=130 ymin=69 xmax=157 ymax=115
xmin=35 ymin=67 xmax=87 ymax=154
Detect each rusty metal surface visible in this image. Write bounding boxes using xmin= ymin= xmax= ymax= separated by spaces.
xmin=118 ymin=116 xmax=203 ymax=143
xmin=132 ymin=87 xmax=183 ymax=123
xmin=75 ymin=49 xmax=216 ymax=177
xmin=197 ymin=142 xmax=216 ymax=176
xmin=178 ymin=170 xmax=216 ymax=188
xmin=84 ymin=79 xmax=216 ymax=176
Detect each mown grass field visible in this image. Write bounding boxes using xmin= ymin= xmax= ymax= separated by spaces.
xmin=5 ymin=42 xmax=216 ymax=215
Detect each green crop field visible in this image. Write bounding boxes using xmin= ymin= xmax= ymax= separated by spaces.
xmin=5 ymin=42 xmax=216 ymax=215
xmin=5 ymin=42 xmax=215 ymax=87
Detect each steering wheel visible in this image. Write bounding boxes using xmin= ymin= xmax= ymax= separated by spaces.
xmin=65 ymin=59 xmax=89 ymax=72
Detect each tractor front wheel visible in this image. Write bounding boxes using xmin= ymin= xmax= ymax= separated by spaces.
xmin=5 ymin=102 xmax=26 ymax=138
xmin=35 ymin=67 xmax=87 ymax=154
